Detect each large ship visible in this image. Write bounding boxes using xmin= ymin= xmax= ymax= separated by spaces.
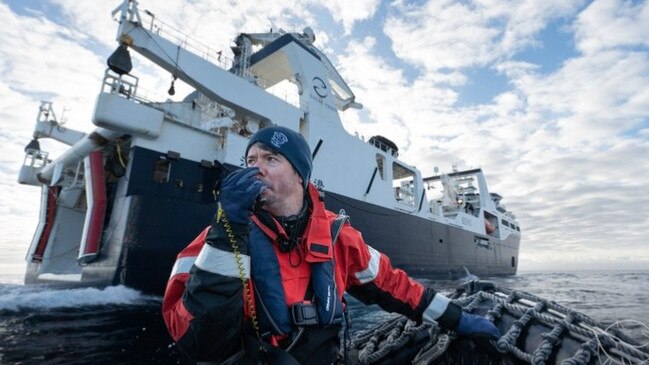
xmin=17 ymin=0 xmax=520 ymax=295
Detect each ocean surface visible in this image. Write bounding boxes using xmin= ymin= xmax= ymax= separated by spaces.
xmin=1 ymin=270 xmax=648 ymax=364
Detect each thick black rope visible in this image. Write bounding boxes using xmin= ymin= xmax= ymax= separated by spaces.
xmin=349 ymin=284 xmax=649 ymax=365
xmin=456 ymin=287 xmax=649 ymax=365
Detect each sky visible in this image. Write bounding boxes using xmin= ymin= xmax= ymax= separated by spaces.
xmin=0 ymin=0 xmax=648 ymax=278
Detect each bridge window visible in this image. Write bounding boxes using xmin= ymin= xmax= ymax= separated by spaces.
xmin=393 ymin=162 xmax=417 ymax=207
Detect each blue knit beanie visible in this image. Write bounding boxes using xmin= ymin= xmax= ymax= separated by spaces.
xmin=245 ymin=126 xmax=312 ymax=188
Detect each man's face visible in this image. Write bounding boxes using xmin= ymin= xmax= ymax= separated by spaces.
xmin=246 ymin=143 xmax=303 ymax=212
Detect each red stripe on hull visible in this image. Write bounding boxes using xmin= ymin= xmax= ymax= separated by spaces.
xmin=32 ymin=186 xmax=60 ymax=262
xmin=79 ymin=151 xmax=107 ymax=263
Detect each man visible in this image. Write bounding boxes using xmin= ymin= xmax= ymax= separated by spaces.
xmin=162 ymin=125 xmax=499 ymax=364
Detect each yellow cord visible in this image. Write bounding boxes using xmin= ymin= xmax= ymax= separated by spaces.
xmin=220 ymin=206 xmax=262 ymax=342
xmin=115 ymin=142 xmax=126 ymax=168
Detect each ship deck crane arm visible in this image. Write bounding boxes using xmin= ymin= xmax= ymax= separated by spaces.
xmin=111 ymin=1 xmax=301 ymax=126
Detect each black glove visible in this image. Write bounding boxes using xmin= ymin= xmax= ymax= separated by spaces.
xmin=456 ymin=312 xmax=500 ymax=340
xmin=218 ymin=167 xmax=267 ymax=224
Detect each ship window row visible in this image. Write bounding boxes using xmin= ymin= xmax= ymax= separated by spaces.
xmin=501 ymin=219 xmax=520 ymax=232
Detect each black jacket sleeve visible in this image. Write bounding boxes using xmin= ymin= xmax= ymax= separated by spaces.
xmin=176 ymin=219 xmax=251 ymax=362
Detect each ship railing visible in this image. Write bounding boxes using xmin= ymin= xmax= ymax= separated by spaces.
xmin=100 ymin=69 xmax=168 ymax=107
xmin=71 ymin=160 xmax=86 ymax=189
xmin=141 ymin=10 xmax=234 ymax=72
xmin=18 ymin=149 xmax=50 ymax=186
xmin=140 ymin=11 xmax=301 ymax=108
xmin=101 ymin=70 xmax=140 ymax=100
xmin=22 ymin=150 xmax=49 ymax=169
xmin=99 ymin=71 xmax=228 ymax=136
xmin=140 ymin=13 xmax=265 ymax=88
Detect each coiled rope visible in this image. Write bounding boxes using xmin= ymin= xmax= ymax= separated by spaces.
xmin=455 ymin=288 xmax=649 ymax=365
xmin=348 ymin=315 xmax=442 ymax=364
xmin=346 ymin=282 xmax=649 ymax=365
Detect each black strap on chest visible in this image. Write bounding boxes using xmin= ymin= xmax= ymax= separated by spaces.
xmin=294 ymin=210 xmax=350 ymax=326
xmin=305 ymin=210 xmax=349 ymax=299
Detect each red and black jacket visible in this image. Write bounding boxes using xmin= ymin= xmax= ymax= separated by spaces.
xmin=162 ymin=183 xmax=461 ymax=363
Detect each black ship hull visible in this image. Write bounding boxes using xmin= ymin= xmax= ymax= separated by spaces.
xmin=324 ymin=192 xmax=519 ymax=279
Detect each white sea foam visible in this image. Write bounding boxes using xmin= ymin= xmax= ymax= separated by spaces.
xmin=460 ymin=266 xmax=480 ymax=282
xmin=0 ymin=284 xmax=160 ymax=311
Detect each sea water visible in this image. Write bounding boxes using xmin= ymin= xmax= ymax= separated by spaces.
xmin=1 ymin=270 xmax=648 ymax=364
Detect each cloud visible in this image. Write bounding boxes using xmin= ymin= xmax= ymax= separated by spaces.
xmin=311 ymin=0 xmax=380 ymax=34
xmin=0 ymin=2 xmax=106 ymax=131
xmin=49 ymin=0 xmax=319 ymax=49
xmin=478 ymin=0 xmax=649 ymax=268
xmin=335 ymin=36 xmax=485 ymax=161
xmin=0 ymin=3 xmax=107 ymax=252
xmin=504 ymin=50 xmax=649 ymax=146
xmin=385 ymin=0 xmax=499 ymax=70
xmin=384 ymin=0 xmax=583 ymax=71
xmin=338 ymin=0 xmax=649 ymax=268
xmin=574 ymin=0 xmax=649 ymax=55
xmin=0 ymin=82 xmax=44 ymax=252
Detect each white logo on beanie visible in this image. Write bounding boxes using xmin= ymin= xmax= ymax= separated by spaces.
xmin=270 ymin=131 xmax=288 ymax=148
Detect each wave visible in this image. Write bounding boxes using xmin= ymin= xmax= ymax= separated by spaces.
xmin=0 ymin=284 xmax=160 ymax=312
